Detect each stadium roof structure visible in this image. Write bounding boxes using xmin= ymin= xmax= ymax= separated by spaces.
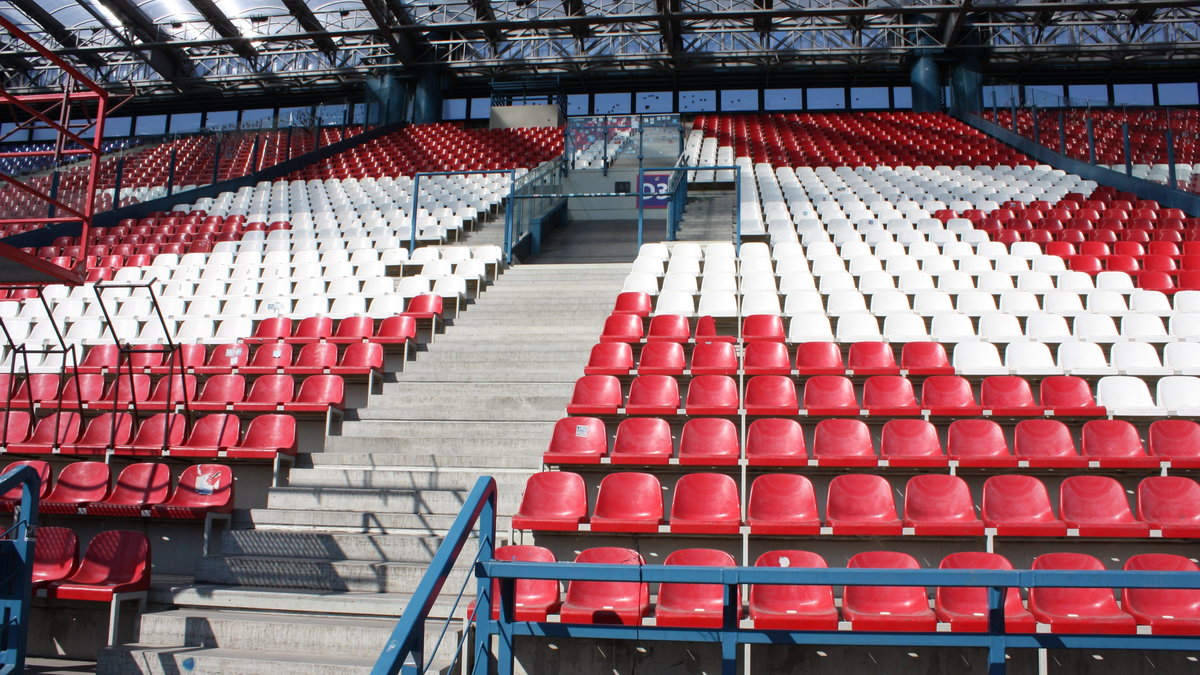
xmin=1 ymin=0 xmax=1199 ymax=106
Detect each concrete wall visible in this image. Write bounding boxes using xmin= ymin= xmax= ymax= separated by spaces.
xmin=490 ymin=105 xmax=563 ymax=129
xmin=562 ymin=169 xmax=667 ymax=229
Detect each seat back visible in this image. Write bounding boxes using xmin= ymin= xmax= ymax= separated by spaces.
xmin=745 ymin=418 xmax=806 ymax=462
xmin=46 ymin=461 xmax=110 ymax=503
xmin=812 ymin=419 xmax=873 ymax=460
xmin=246 ymin=375 xmax=295 ymax=405
xmin=678 ymin=418 xmax=739 ymax=461
xmin=747 ymin=474 xmax=818 ymax=527
xmin=826 ymin=474 xmax=897 ymax=524
xmin=295 ymin=375 xmax=345 ymax=407
xmin=844 ymin=551 xmax=927 ymax=614
xmin=106 ymin=463 xmax=172 ymax=507
xmin=238 ymin=414 xmax=298 ymax=453
xmin=592 ymin=473 xmax=663 ymax=523
xmin=71 ymin=530 xmax=151 ymax=588
xmin=32 ymin=526 xmax=78 ymax=583
xmin=904 ymin=474 xmax=977 ymax=524
xmin=166 ymin=464 xmax=235 ymax=510
xmin=0 ymin=460 xmax=51 ymax=499
xmin=187 ymin=414 xmax=242 ymax=448
xmin=982 ymin=475 xmax=1059 ymax=525
xmin=880 ymin=419 xmax=941 ymax=460
xmin=670 ymin=473 xmax=740 ymax=524
xmin=516 ymin=471 xmax=587 ymax=523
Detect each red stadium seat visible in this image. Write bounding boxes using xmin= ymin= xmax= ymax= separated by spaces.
xmin=803 ymin=375 xmax=858 ymax=415
xmin=1039 ymin=376 xmax=1105 ymax=416
xmin=625 ymin=375 xmax=679 ymax=415
xmin=41 ymin=461 xmax=110 ymax=514
xmin=745 ymin=418 xmax=807 ymax=466
xmin=879 ymin=419 xmax=944 ymax=467
xmin=32 ymin=526 xmax=78 ymax=591
xmin=1081 ymin=419 xmax=1156 ymax=468
xmin=749 ymin=550 xmax=837 ymax=630
xmin=43 ymin=530 xmax=151 ymax=603
xmin=655 ymin=549 xmax=739 ymax=628
xmin=559 ymin=547 xmax=648 ymax=625
xmin=150 ymin=464 xmax=234 ymax=518
xmin=1137 ymin=476 xmax=1200 ymax=537
xmin=242 ymin=343 xmax=295 ymax=375
xmin=589 ymin=472 xmax=663 ymax=533
xmin=1013 ymin=419 xmax=1085 ymax=468
xmin=122 ymin=413 xmax=187 ymax=456
xmin=513 ymin=472 xmax=587 ymax=531
xmin=636 ymin=342 xmax=685 ymax=375
xmin=1148 ymin=420 xmax=1200 ymax=467
xmin=585 ymin=343 xmax=633 ymax=375
xmin=689 ymin=341 xmax=738 ymax=375
xmin=290 ymin=342 xmax=339 ymax=375
xmin=669 ymin=473 xmax=741 ymax=534
xmin=1029 ymin=553 xmax=1136 ymax=633
xmin=826 ymin=474 xmax=901 ymax=535
xmin=646 ymin=314 xmax=690 ymax=343
xmin=921 ymin=376 xmax=981 ymax=416
xmin=223 ymin=414 xmax=297 ymax=459
xmin=862 ymin=376 xmax=919 ymax=416
xmin=472 ymin=545 xmax=561 ymax=621
xmin=611 ymin=417 xmax=673 ymax=464
xmin=85 ymin=463 xmax=171 ymax=516
xmin=7 ymin=412 xmax=81 ymax=454
xmin=170 ymin=414 xmax=242 ymax=458
xmin=1059 ymin=475 xmax=1150 ymax=536
xmin=980 ymin=376 xmax=1043 ymax=416
xmin=742 ymin=314 xmax=785 ymax=343
xmin=678 ymin=417 xmax=739 ymax=466
xmin=946 ymin=419 xmax=1014 ymax=467
xmin=684 ymin=375 xmax=739 ymax=415
xmin=286 ymin=317 xmax=334 ymax=344
xmin=795 ymin=341 xmax=844 ymax=375
xmin=0 ymin=460 xmax=51 ymax=511
xmin=612 ymin=291 xmax=652 ymax=317
xmin=847 ymin=341 xmax=899 ymax=375
xmin=285 ymin=374 xmax=345 ymax=413
xmin=843 ymin=551 xmax=936 ymax=631
xmin=544 ymin=417 xmax=607 ymax=464
xmin=936 ymin=552 xmax=1036 ymax=632
xmin=747 ymin=474 xmax=820 ymax=535
xmin=1122 ymin=554 xmax=1200 ymax=635
xmin=243 ymin=317 xmax=292 ymax=344
xmin=813 ymin=418 xmax=875 ymax=467
xmin=63 ymin=413 xmax=133 ymax=456
xmin=567 ymin=376 xmax=622 ymax=415
xmin=903 ymin=474 xmax=983 ymax=535
xmin=900 ymin=342 xmax=953 ymax=375
xmin=744 ymin=375 xmax=798 ymax=415
xmin=982 ymin=475 xmax=1067 ymax=536
xmin=742 ymin=341 xmax=791 ymax=375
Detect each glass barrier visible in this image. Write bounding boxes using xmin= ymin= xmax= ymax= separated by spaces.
xmin=970 ymin=82 xmax=1199 ymax=195
xmin=564 ymin=114 xmax=683 ymax=170
xmin=507 ymin=158 xmax=565 ymax=259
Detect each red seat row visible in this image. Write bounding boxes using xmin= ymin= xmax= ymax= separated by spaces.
xmin=514 ymin=471 xmax=1199 ymax=537
xmin=33 ymin=528 xmax=150 ymax=601
xmin=566 ymin=374 xmax=1104 ymax=418
xmin=2 ymin=460 xmax=233 ymax=517
xmin=0 ymin=412 xmax=295 ymax=458
xmin=77 ymin=341 xmax=383 ymax=377
xmin=241 ymin=312 xmax=423 ymax=346
xmin=587 ymin=338 xmax=957 ymax=377
xmin=487 ymin=545 xmax=1198 ymax=634
xmin=544 ymin=416 xmax=1200 ymax=468
xmin=1 ymin=373 xmax=344 ymax=414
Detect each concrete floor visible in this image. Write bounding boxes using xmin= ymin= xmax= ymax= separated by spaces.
xmin=25 ymin=658 xmax=96 ymax=674
xmin=529 ymin=219 xmax=647 ymax=264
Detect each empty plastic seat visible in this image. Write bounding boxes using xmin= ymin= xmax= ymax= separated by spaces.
xmin=7 ymin=412 xmax=82 ymax=454
xmin=43 ymin=529 xmax=151 ymax=613
xmin=0 ymin=460 xmax=50 ymax=511
xmin=742 ymin=314 xmax=785 ymax=343
xmin=543 ymin=417 xmax=608 ymax=464
xmin=611 ymin=417 xmax=673 ymax=464
xmin=63 ymin=413 xmax=133 ymax=456
xmin=794 ymin=341 xmax=844 ymax=375
xmin=222 ymin=414 xmax=297 ymax=459
xmin=862 ymin=376 xmax=919 ymax=416
xmin=803 ymin=376 xmax=858 ymax=415
xmin=635 ymin=342 xmax=685 ymax=375
xmin=843 ymin=551 xmax=936 ymax=631
xmin=1096 ymin=376 xmax=1163 ymax=416
xmin=559 ymin=547 xmax=649 ymax=625
xmin=645 ymin=314 xmax=690 ymax=343
xmin=1122 ymin=554 xmax=1200 ymax=635
xmin=745 ymin=418 xmax=807 ymax=466
xmin=747 ymin=474 xmax=820 ymax=535
xmin=1029 ymin=553 xmax=1136 ymax=633
xmin=846 ymin=342 xmax=899 ymax=375
xmin=589 ymin=473 xmax=663 ymax=533
xmin=567 ymin=376 xmax=622 ymax=415
xmin=744 ymin=375 xmax=798 ymax=415
xmin=1040 ymin=376 xmax=1105 ymax=416
xmin=678 ymin=417 xmax=739 ymax=466
xmin=879 ymin=419 xmax=945 ymax=467
xmin=513 ymin=472 xmax=587 ymax=531
xmin=826 ymin=474 xmax=901 ymax=535
xmin=474 ymin=545 xmax=562 ymax=621
xmin=1137 ymin=476 xmax=1200 ymax=537
xmin=902 ymin=474 xmax=982 ymax=535
xmin=1059 ymin=475 xmax=1150 ymax=536
xmin=936 ymin=552 xmax=1036 ymax=633
xmin=742 ymin=342 xmax=791 ymax=375
xmin=920 ymin=376 xmax=981 ymax=416
xmin=669 ymin=473 xmax=741 ymax=534
xmin=32 ymin=526 xmax=78 ymax=591
xmin=684 ymin=375 xmax=739 ymax=415
xmin=123 ymin=413 xmax=187 ymax=456
xmin=982 ymin=475 xmax=1067 ymax=536
xmin=85 ymin=463 xmax=171 ymax=517
xmin=242 ymin=343 xmax=294 ymax=375
xmin=625 ymin=375 xmax=679 ymax=415
xmin=749 ymin=550 xmax=837 ymax=630
xmin=1013 ymin=419 xmax=1085 ymax=468
xmin=812 ymin=418 xmax=875 ymax=467
xmin=1081 ymin=419 xmax=1156 ymax=468
xmin=979 ymin=376 xmax=1042 ymax=416
xmin=689 ymin=341 xmax=738 ymax=375
xmin=654 ymin=548 xmax=739 ymax=628
xmin=238 ymin=374 xmax=295 ymax=412
xmin=1149 ymin=420 xmax=1200 ymax=467
xmin=599 ymin=314 xmax=643 ymax=343
xmin=899 ymin=342 xmax=954 ymax=375
xmin=1157 ymin=376 xmax=1200 ymax=416
xmin=41 ymin=461 xmax=110 ymax=514
xmin=612 ymin=291 xmax=652 ymax=317
xmin=149 ymin=464 xmax=234 ymax=519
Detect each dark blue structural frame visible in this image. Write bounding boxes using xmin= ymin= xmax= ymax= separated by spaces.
xmin=0 ymin=465 xmax=41 ymax=674
xmin=372 ymin=476 xmax=1200 ymax=675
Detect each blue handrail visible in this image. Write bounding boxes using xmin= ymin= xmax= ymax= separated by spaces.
xmin=637 ymin=165 xmax=742 ymax=251
xmin=371 ymin=476 xmax=497 ymax=675
xmin=0 ymin=465 xmax=41 ymax=675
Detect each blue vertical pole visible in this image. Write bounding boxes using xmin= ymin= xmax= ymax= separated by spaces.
xmin=474 ymin=485 xmax=499 ymax=675
xmin=1086 ymin=114 xmax=1096 ymax=165
xmin=636 ymin=167 xmax=645 ymax=251
xmin=167 ymin=146 xmax=177 ymax=196
xmin=734 ymin=165 xmax=742 ymax=253
xmin=1058 ymin=109 xmax=1067 ymax=155
xmin=721 ymin=579 xmax=738 ymax=675
xmin=1167 ymin=129 xmax=1178 ymax=191
xmin=409 ymin=174 xmax=421 ymax=251
xmin=986 ymin=586 xmax=1007 ymax=674
xmin=504 ymin=172 xmax=515 ymax=264
xmin=1123 ymin=122 xmax=1133 ymax=177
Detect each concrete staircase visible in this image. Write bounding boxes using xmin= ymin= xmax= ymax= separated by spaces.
xmin=99 ymin=262 xmax=628 ymax=674
xmin=675 ymin=189 xmax=735 ymax=241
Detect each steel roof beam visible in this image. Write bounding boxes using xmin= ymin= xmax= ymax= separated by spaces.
xmin=942 ymin=0 xmax=975 ymax=46
xmin=185 ymin=0 xmax=261 ymax=64
xmin=278 ymin=0 xmax=340 ymax=58
xmin=89 ymin=0 xmax=204 ymax=92
xmin=7 ymin=0 xmax=111 ymax=73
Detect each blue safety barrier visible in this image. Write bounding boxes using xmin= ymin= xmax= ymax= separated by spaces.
xmin=0 ymin=465 xmax=42 ymax=674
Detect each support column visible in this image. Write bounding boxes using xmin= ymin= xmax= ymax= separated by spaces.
xmin=951 ymin=54 xmax=983 ymax=114
xmin=911 ymin=54 xmax=941 ymax=112
xmin=411 ymin=66 xmax=444 ymax=125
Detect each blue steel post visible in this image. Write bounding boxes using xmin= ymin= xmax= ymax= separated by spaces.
xmin=1123 ymin=122 xmax=1133 ymax=177
xmin=1058 ymin=109 xmax=1066 ymax=155
xmin=167 ymin=146 xmax=177 ymax=196
xmin=474 ymin=480 xmax=499 ymax=675
xmin=1086 ymin=114 xmax=1096 ymax=165
xmin=734 ymin=165 xmax=742 ymax=253
xmin=636 ymin=167 xmax=645 ymax=251
xmin=497 ymin=577 xmax=517 ymax=675
xmin=1167 ymin=129 xmax=1177 ymax=190
xmin=986 ymin=585 xmax=1007 ymax=675
xmin=721 ymin=577 xmax=738 ymax=675
xmin=409 ymin=174 xmax=421 ymax=251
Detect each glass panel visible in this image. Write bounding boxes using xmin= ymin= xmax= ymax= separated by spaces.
xmin=636 ymin=92 xmax=672 ymax=114
xmin=443 ymin=99 xmax=468 ymax=120
xmin=105 ymin=117 xmax=132 ymax=137
xmin=806 ymin=88 xmax=845 ymax=110
xmin=240 ymin=109 xmax=274 ymax=128
xmin=135 ymin=115 xmax=168 ymax=136
xmin=764 ymin=89 xmax=802 ymax=111
xmin=720 ymin=89 xmax=758 ymax=111
xmin=850 ymin=87 xmax=889 ymax=110
xmin=594 ymin=93 xmax=632 ymax=114
xmin=679 ymin=91 xmax=716 ymax=112
xmin=1067 ymin=84 xmax=1108 ymax=105
xmin=469 ymin=98 xmax=490 ymax=119
xmin=204 ymin=110 xmax=237 ymax=130
xmin=1112 ymin=84 xmax=1154 ymax=106
xmin=892 ymin=87 xmax=912 ymax=110
xmin=1025 ymin=85 xmax=1064 ymax=107
xmin=567 ymin=94 xmax=589 ymax=116
xmin=1158 ymin=83 xmax=1200 ymax=106
xmin=169 ymin=112 xmax=202 ymax=133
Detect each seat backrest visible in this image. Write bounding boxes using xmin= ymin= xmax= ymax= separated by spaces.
xmin=812 ymin=419 xmax=873 ymax=459
xmin=1149 ymin=420 xmax=1200 ymax=459
xmin=205 ymin=343 xmax=249 ymax=369
xmin=1030 ymin=552 xmax=1118 ymax=614
xmin=187 ymin=414 xmax=242 ymax=447
xmin=982 ymin=475 xmax=1059 ymax=524
xmin=46 ymin=461 xmax=110 ymax=502
xmin=27 ymin=412 xmax=82 ymax=444
xmin=626 ymin=375 xmax=679 ymax=407
xmin=670 ymin=473 xmax=740 ymax=523
xmin=900 ymin=342 xmax=951 ymax=370
xmin=612 ymin=417 xmax=673 ymax=459
xmin=516 ymin=472 xmax=586 ymax=521
xmin=826 ymin=474 xmax=897 ymax=523
xmin=750 ymin=550 xmax=833 ymax=614
xmin=1137 ymin=476 xmax=1200 ymax=527
xmin=921 ymin=375 xmax=976 ymax=408
xmin=295 ymin=375 xmax=344 ymax=405
xmin=745 ymin=418 xmax=806 ymax=461
xmin=32 ymin=526 xmax=78 ymax=582
xmin=546 ymin=417 xmax=607 ymax=459
xmin=937 ymin=552 xmax=1024 ymax=616
xmin=106 ymin=463 xmax=172 ymax=507
xmin=1123 ymin=553 xmax=1200 ymax=619
xmin=980 ymin=376 xmax=1036 ymax=408
xmin=659 ymin=548 xmax=738 ymax=613
xmin=102 ymin=373 xmax=150 ymax=403
xmin=803 ymin=375 xmax=857 ymax=408
xmin=333 ymin=316 xmax=374 ymax=340
xmin=72 ymin=530 xmax=151 ymax=587
xmin=678 ymin=418 xmax=739 ymax=460
xmin=880 ymin=419 xmax=941 ymax=459
xmin=238 ymin=414 xmax=297 ymax=453
xmin=0 ymin=460 xmax=51 ymax=499
xmin=1059 ymin=475 xmax=1138 ymax=524
xmin=130 ymin=413 xmax=187 ymax=447
xmin=847 ymin=341 xmax=898 ymax=371
xmin=748 ymin=474 xmax=818 ymax=524
xmin=844 ymin=551 xmax=926 ymax=611
xmin=862 ymin=375 xmax=917 ymax=408
xmin=795 ymin=341 xmax=843 ymax=372
xmin=1014 ymin=419 xmax=1077 ymax=460
xmin=293 ymin=316 xmax=334 ymax=340
xmin=1081 ymin=419 xmax=1146 ymax=460
xmin=592 ymin=473 xmax=663 ymax=522
xmin=904 ymin=474 xmax=977 ymax=524
xmin=148 ymin=374 xmax=198 ymax=403
xmin=250 ymin=343 xmax=294 ymax=368
xmin=246 ymin=375 xmax=295 ymax=404
xmin=565 ymin=547 xmax=647 ymax=612
xmin=77 ymin=412 xmax=134 ymax=447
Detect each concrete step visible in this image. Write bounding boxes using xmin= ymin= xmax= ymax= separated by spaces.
xmin=348 ymin=406 xmax=563 ymax=422
xmin=130 ymin=607 xmax=404 ymax=652
xmin=326 ymin=420 xmax=552 ymax=441
xmin=219 ymin=529 xmax=475 ymax=563
xmin=194 ymin=555 xmax=471 ymax=593
xmin=242 ymin=508 xmax=511 ymax=534
xmin=285 ymin=468 xmax=530 ymax=493
xmin=155 ymin=583 xmax=463 ymax=618
xmin=313 ymin=443 xmax=544 ymax=462
xmin=391 ymin=368 xmax=581 ymax=383
xmin=98 ymin=645 xmax=379 ymax=675
xmin=265 ymin=486 xmax=520 ymax=514
xmin=374 ymin=382 xmax=572 ymax=397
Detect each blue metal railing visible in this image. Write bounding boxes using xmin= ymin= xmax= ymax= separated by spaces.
xmin=407 ymin=169 xmax=519 ymax=253
xmin=375 ymin=475 xmax=1200 ymax=675
xmin=0 ymin=465 xmax=41 ymax=674
xmin=637 ymin=165 xmax=742 ymax=251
